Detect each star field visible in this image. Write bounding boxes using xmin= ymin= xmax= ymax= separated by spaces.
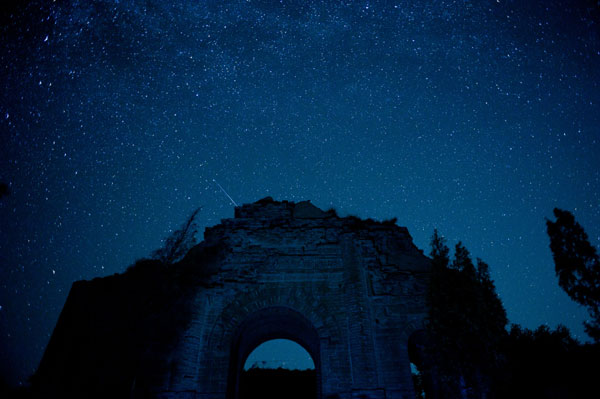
xmin=1 ymin=0 xmax=599 ymax=385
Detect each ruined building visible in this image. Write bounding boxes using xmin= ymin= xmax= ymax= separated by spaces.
xmin=35 ymin=198 xmax=431 ymax=399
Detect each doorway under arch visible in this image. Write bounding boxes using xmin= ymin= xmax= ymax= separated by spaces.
xmin=243 ymin=338 xmax=315 ymax=370
xmin=226 ymin=306 xmax=321 ymax=399
xmin=241 ymin=339 xmax=316 ymax=399
xmin=408 ymin=329 xmax=432 ymax=399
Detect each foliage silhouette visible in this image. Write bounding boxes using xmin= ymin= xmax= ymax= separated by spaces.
xmin=152 ymin=207 xmax=201 ymax=264
xmin=426 ymin=226 xmax=599 ymax=399
xmin=426 ymin=230 xmax=507 ymax=399
xmin=546 ymin=208 xmax=600 ymax=341
xmin=496 ymin=324 xmax=600 ymax=398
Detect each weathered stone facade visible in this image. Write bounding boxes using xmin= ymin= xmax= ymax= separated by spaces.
xmin=37 ymin=198 xmax=431 ymax=399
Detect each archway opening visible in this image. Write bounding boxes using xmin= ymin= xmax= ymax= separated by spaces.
xmin=240 ymin=339 xmax=316 ymax=399
xmin=408 ymin=329 xmax=430 ymax=399
xmin=226 ymin=306 xmax=321 ymax=399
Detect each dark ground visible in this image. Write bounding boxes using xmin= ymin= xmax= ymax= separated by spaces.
xmin=240 ymin=368 xmax=317 ymax=399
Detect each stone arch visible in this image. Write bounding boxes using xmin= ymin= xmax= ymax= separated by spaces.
xmin=212 ymin=282 xmax=341 ymax=340
xmin=205 ymin=285 xmax=340 ymax=349
xmin=226 ymin=306 xmax=322 ymax=399
xmin=400 ymin=320 xmax=428 ymax=343
xmin=198 ymin=283 xmax=343 ymax=396
xmin=407 ymin=328 xmax=435 ymax=399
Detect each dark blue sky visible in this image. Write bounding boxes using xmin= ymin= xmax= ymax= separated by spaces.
xmin=1 ymin=0 xmax=599 ymax=386
xmin=245 ymin=339 xmax=314 ymax=370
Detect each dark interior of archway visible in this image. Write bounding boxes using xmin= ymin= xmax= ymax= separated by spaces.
xmin=239 ymin=339 xmax=316 ymax=399
xmin=239 ymin=368 xmax=316 ymax=399
xmin=408 ymin=330 xmax=429 ymax=399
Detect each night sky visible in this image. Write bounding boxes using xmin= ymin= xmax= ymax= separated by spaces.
xmin=245 ymin=339 xmax=314 ymax=370
xmin=1 ymin=0 xmax=599 ymax=386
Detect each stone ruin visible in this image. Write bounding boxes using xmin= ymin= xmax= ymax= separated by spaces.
xmin=35 ymin=198 xmax=431 ymax=399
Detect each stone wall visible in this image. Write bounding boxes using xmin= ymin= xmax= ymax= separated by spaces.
xmin=163 ymin=198 xmax=431 ymax=399
xmin=36 ymin=198 xmax=431 ymax=399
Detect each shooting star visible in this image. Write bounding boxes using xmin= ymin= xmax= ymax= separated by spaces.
xmin=213 ymin=179 xmax=238 ymax=207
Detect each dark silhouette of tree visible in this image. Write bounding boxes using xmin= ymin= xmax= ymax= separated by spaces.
xmin=152 ymin=207 xmax=201 ymax=265
xmin=426 ymin=231 xmax=507 ymax=399
xmin=497 ymin=323 xmax=600 ymax=398
xmin=451 ymin=241 xmax=476 ymax=275
xmin=546 ymin=208 xmax=600 ymax=341
xmin=0 ymin=182 xmax=9 ymax=199
xmin=430 ymin=229 xmax=450 ymax=269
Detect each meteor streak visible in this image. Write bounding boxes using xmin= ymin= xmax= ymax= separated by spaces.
xmin=213 ymin=179 xmax=238 ymax=207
